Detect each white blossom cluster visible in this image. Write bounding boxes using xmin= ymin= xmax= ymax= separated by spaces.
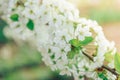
xmin=1 ymin=0 xmax=117 ymax=80
xmin=0 ymin=0 xmax=9 ymax=15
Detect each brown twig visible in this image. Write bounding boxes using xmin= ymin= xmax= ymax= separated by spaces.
xmin=82 ymin=52 xmax=119 ymax=78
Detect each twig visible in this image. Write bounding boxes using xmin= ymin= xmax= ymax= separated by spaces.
xmin=102 ymin=66 xmax=118 ymax=76
xmin=82 ymin=52 xmax=119 ymax=77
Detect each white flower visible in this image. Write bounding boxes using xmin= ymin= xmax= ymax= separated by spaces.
xmin=75 ymin=24 xmax=92 ymax=41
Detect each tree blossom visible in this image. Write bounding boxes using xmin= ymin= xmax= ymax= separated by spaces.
xmin=0 ymin=0 xmax=117 ymax=80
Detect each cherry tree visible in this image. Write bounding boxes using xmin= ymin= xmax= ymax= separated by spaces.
xmin=0 ymin=0 xmax=120 ymax=80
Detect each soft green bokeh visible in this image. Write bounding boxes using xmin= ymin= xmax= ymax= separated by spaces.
xmin=88 ymin=9 xmax=120 ymax=24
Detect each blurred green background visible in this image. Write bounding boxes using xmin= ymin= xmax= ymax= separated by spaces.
xmin=0 ymin=0 xmax=120 ymax=80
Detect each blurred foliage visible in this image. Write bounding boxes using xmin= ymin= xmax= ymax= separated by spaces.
xmin=0 ymin=45 xmax=41 ymax=79
xmin=0 ymin=44 xmax=73 ymax=80
xmin=0 ymin=19 xmax=7 ymax=43
xmin=88 ymin=9 xmax=120 ymax=24
xmin=0 ymin=45 xmax=41 ymax=72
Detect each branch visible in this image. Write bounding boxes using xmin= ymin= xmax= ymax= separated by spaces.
xmin=82 ymin=52 xmax=119 ymax=77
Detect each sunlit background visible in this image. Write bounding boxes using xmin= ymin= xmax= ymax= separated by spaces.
xmin=0 ymin=0 xmax=120 ymax=80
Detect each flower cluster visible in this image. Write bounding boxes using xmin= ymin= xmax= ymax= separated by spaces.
xmin=0 ymin=0 xmax=8 ymax=15
xmin=1 ymin=0 xmax=117 ymax=80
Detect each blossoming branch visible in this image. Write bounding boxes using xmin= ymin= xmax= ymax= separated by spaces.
xmin=1 ymin=0 xmax=120 ymax=80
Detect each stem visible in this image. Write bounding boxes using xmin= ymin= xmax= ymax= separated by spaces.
xmin=102 ymin=66 xmax=118 ymax=76
xmin=82 ymin=52 xmax=119 ymax=77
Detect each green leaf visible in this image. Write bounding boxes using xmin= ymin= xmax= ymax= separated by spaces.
xmin=68 ymin=39 xmax=81 ymax=59
xmin=68 ymin=37 xmax=93 ymax=59
xmin=98 ymin=72 xmax=108 ymax=80
xmin=104 ymin=52 xmax=113 ymax=63
xmin=67 ymin=50 xmax=75 ymax=59
xmin=118 ymin=76 xmax=120 ymax=80
xmin=80 ymin=37 xmax=93 ymax=46
xmin=114 ymin=53 xmax=120 ymax=74
xmin=10 ymin=14 xmax=19 ymax=21
xmin=67 ymin=47 xmax=80 ymax=59
xmin=26 ymin=19 xmax=34 ymax=30
xmin=69 ymin=39 xmax=80 ymax=47
xmin=69 ymin=37 xmax=93 ymax=48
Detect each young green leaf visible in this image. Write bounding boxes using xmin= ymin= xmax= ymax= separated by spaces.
xmin=10 ymin=14 xmax=19 ymax=21
xmin=104 ymin=52 xmax=113 ymax=63
xmin=69 ymin=39 xmax=80 ymax=47
xmin=68 ymin=37 xmax=93 ymax=59
xmin=114 ymin=53 xmax=120 ymax=74
xmin=26 ymin=19 xmax=34 ymax=30
xmin=80 ymin=37 xmax=93 ymax=46
xmin=98 ymin=72 xmax=108 ymax=80
xmin=118 ymin=76 xmax=120 ymax=80
xmin=67 ymin=47 xmax=80 ymax=59
xmin=67 ymin=50 xmax=75 ymax=59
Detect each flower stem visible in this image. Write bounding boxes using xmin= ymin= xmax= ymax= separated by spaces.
xmin=82 ymin=52 xmax=119 ymax=78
